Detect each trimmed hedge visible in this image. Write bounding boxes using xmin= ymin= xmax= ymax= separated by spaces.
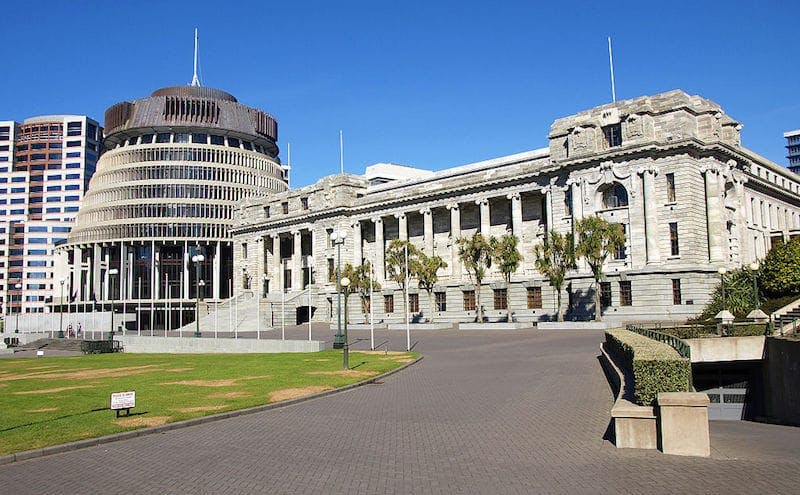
xmin=606 ymin=329 xmax=691 ymax=406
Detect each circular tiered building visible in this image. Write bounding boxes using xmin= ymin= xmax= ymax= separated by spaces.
xmin=61 ymin=85 xmax=287 ymax=329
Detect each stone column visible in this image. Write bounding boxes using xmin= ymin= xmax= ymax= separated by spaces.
xmin=542 ymin=186 xmax=554 ymax=232
xmin=352 ymin=220 xmax=362 ymax=266
xmin=506 ymin=192 xmax=522 ymax=238
xmin=292 ymin=230 xmax=302 ymax=290
xmin=212 ymin=241 xmax=221 ymax=300
xmin=395 ymin=212 xmax=407 ymax=241
xmin=568 ymin=178 xmax=583 ymax=223
xmin=476 ymin=198 xmax=490 ymax=234
xmin=447 ymin=203 xmax=461 ymax=279
xmin=639 ymin=166 xmax=661 ymax=263
xmin=703 ymin=166 xmax=725 ymax=263
xmin=271 ymin=234 xmax=281 ymax=292
xmin=421 ymin=207 xmax=434 ymax=254
xmin=373 ymin=218 xmax=385 ymax=283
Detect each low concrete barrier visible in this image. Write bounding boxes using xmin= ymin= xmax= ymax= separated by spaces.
xmin=389 ymin=323 xmax=454 ymax=330
xmin=685 ymin=335 xmax=765 ymax=363
xmin=657 ymin=392 xmax=710 ymax=457
xmin=458 ymin=322 xmax=532 ymax=330
xmin=538 ymin=321 xmax=617 ymax=330
xmin=116 ymin=336 xmax=330 ymax=353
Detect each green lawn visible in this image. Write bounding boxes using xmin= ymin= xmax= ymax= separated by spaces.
xmin=0 ymin=350 xmax=416 ymax=456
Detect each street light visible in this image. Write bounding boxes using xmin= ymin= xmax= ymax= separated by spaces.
xmin=330 ymin=230 xmax=348 ymax=349
xmin=109 ymin=268 xmax=119 ymax=338
xmin=192 ymin=253 xmax=205 ymax=337
xmin=341 ymin=276 xmax=351 ymax=370
xmin=307 ymin=255 xmax=314 ymax=342
xmin=749 ymin=262 xmax=760 ymax=310
xmin=58 ymin=278 xmax=65 ymax=339
xmin=14 ymin=282 xmax=22 ymax=333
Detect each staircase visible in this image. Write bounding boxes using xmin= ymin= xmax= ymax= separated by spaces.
xmin=19 ymin=338 xmax=86 ymax=352
xmin=771 ymin=296 xmax=800 ymax=335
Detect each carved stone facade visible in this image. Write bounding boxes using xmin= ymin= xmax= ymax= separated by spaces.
xmin=231 ymin=90 xmax=800 ymax=324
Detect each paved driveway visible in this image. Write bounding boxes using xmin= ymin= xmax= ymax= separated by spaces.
xmin=2 ymin=328 xmax=799 ymax=494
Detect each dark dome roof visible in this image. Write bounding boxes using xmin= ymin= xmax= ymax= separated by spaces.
xmin=150 ymin=86 xmax=238 ymax=102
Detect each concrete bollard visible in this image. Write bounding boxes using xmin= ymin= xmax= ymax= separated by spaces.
xmin=657 ymin=392 xmax=710 ymax=457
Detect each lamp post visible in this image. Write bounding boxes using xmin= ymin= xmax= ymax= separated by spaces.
xmin=58 ymin=279 xmax=65 ymax=338
xmin=718 ymin=267 xmax=727 ymax=310
xmin=369 ymin=261 xmax=375 ymax=351
xmin=192 ymin=253 xmax=205 ymax=337
xmin=14 ymin=282 xmax=22 ymax=333
xmin=341 ymin=276 xmax=351 ymax=370
xmin=749 ymin=262 xmax=760 ymax=310
xmin=109 ymin=268 xmax=119 ymax=338
xmin=330 ymin=230 xmax=348 ymax=349
xmin=307 ymin=255 xmax=314 ymax=342
xmin=404 ymin=242 xmax=410 ymax=352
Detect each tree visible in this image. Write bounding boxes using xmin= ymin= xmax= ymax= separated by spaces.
xmin=491 ymin=233 xmax=523 ymax=322
xmin=413 ymin=252 xmax=447 ymax=322
xmin=456 ymin=233 xmax=494 ymax=323
xmin=385 ymin=239 xmax=420 ymax=319
xmin=339 ymin=264 xmax=360 ymax=326
xmin=533 ymin=229 xmax=576 ymax=322
xmin=342 ymin=262 xmax=381 ymax=323
xmin=759 ymin=239 xmax=800 ymax=298
xmin=698 ymin=268 xmax=759 ymax=320
xmin=575 ymin=216 xmax=625 ymax=321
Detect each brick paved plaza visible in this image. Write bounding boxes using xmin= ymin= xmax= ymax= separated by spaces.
xmin=2 ymin=328 xmax=799 ymax=494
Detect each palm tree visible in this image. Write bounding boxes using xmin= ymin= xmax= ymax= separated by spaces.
xmin=413 ymin=252 xmax=447 ymax=322
xmin=339 ymin=263 xmax=361 ymax=326
xmin=575 ymin=216 xmax=625 ymax=321
xmin=385 ymin=239 xmax=419 ymax=319
xmin=533 ymin=229 xmax=576 ymax=322
xmin=345 ymin=261 xmax=381 ymax=323
xmin=491 ymin=233 xmax=522 ymax=322
xmin=456 ymin=233 xmax=493 ymax=323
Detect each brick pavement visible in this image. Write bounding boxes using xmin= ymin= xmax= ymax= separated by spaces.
xmin=2 ymin=327 xmax=799 ymax=494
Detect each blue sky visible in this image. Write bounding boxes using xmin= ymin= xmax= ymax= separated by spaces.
xmin=1 ymin=1 xmax=797 ymax=187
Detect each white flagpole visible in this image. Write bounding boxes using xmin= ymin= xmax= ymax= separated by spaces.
xmin=608 ymin=36 xmax=616 ymax=103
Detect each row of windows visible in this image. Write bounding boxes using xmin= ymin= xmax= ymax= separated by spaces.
xmin=374 ymin=287 xmax=544 ymax=314
xmin=85 ymin=183 xmax=254 ymax=204
xmin=68 ymin=222 xmax=229 ymax=244
xmin=115 ymin=132 xmax=273 ymax=156
xmin=16 ymin=142 xmax=64 ymax=151
xmin=749 ymin=196 xmax=799 ymax=230
xmin=104 ymin=145 xmax=282 ymax=180
xmin=82 ymin=203 xmax=232 ymax=223
xmin=92 ymin=161 xmax=284 ymax=192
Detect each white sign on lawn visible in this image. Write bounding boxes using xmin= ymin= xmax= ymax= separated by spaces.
xmin=110 ymin=391 xmax=136 ymax=410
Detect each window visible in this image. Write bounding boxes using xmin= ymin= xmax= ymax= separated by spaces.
xmin=191 ymin=133 xmax=207 ymax=144
xmin=669 ymin=222 xmax=679 ymax=256
xmin=602 ymin=183 xmax=628 ymax=209
xmin=564 ymin=187 xmax=572 ymax=216
xmin=463 ymin=290 xmax=476 ymax=311
xmin=210 ymin=135 xmax=224 ymax=145
xmin=666 ymin=173 xmax=676 ymax=203
xmin=281 ymin=201 xmax=289 ymax=214
xmin=603 ymin=123 xmax=622 ymax=148
xmin=174 ymin=133 xmax=189 ymax=143
xmin=527 ymin=287 xmax=542 ymax=309
xmin=66 ymin=173 xmax=80 ymax=179
xmin=493 ymin=288 xmax=508 ymax=310
xmin=242 ymin=242 xmax=248 ymax=259
xmin=384 ymin=294 xmax=394 ymax=313
xmin=66 ymin=162 xmax=81 ymax=168
xmin=11 ymin=176 xmax=25 ymax=183
xmin=435 ymin=292 xmax=446 ymax=312
xmin=614 ymin=224 xmax=626 ymax=260
xmin=65 ymin=152 xmax=81 ymax=158
xmin=140 ymin=134 xmax=154 ymax=144
xmin=227 ymin=137 xmax=240 ymax=148
xmin=263 ymin=206 xmax=270 ymax=218
xmin=301 ymin=197 xmax=309 ymax=210
xmin=66 ymin=122 xmax=82 ymax=136
xmin=66 ymin=140 xmax=81 ymax=147
xmin=600 ymin=282 xmax=612 ymax=309
xmin=619 ymin=281 xmax=632 ymax=306
xmin=327 ymin=258 xmax=335 ymax=282
xmin=65 ymin=184 xmax=79 ymax=190
xmin=672 ymin=279 xmax=682 ymax=305
xmin=409 ymin=293 xmax=419 ymax=313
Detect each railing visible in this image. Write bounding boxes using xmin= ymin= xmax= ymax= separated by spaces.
xmin=626 ymin=324 xmax=692 ymax=360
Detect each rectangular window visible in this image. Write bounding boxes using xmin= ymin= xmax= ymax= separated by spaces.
xmin=263 ymin=206 xmax=270 ymax=218
xmin=210 ymin=135 xmax=224 ymax=145
xmin=527 ymin=287 xmax=542 ymax=309
xmin=47 ymin=185 xmax=61 ymax=191
xmin=156 ymin=133 xmax=171 ymax=143
xmin=66 ymin=162 xmax=81 ymax=168
xmin=614 ymin=224 xmax=626 ymax=260
xmin=242 ymin=242 xmax=248 ymax=259
xmin=65 ymin=184 xmax=79 ymax=190
xmin=564 ymin=187 xmax=572 ymax=216
xmin=672 ymin=279 xmax=682 ymax=305
xmin=384 ymin=294 xmax=394 ymax=313
xmin=66 ymin=140 xmax=81 ymax=147
xmin=281 ymin=201 xmax=289 ymax=214
xmin=327 ymin=258 xmax=335 ymax=282
xmin=666 ymin=173 xmax=676 ymax=203
xmin=301 ymin=197 xmax=309 ymax=210
xmin=600 ymin=282 xmax=612 ymax=309
xmin=46 ymin=207 xmax=60 ymax=213
xmin=65 ymin=195 xmax=79 ymax=201
xmin=435 ymin=292 xmax=446 ymax=312
xmin=669 ymin=222 xmax=679 ymax=256
xmin=493 ymin=288 xmax=508 ymax=310
xmin=463 ymin=290 xmax=476 ymax=311
xmin=66 ymin=173 xmax=80 ymax=179
xmin=603 ymin=123 xmax=622 ymax=148
xmin=619 ymin=281 xmax=632 ymax=306
xmin=65 ymin=152 xmax=81 ymax=158
xmin=409 ymin=293 xmax=419 ymax=313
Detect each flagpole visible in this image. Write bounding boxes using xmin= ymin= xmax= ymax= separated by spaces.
xmin=608 ymin=36 xmax=616 ymax=103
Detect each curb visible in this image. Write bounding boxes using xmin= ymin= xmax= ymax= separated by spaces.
xmin=0 ymin=355 xmax=423 ymax=466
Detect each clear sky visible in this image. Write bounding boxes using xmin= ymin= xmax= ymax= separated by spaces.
xmin=1 ymin=0 xmax=797 ymax=187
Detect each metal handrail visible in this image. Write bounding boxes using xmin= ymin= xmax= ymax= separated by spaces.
xmin=625 ymin=324 xmax=692 ymax=360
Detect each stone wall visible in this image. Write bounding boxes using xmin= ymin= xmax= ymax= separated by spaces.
xmin=762 ymin=337 xmax=800 ymax=425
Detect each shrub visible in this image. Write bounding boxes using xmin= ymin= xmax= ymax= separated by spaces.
xmin=605 ymin=329 xmax=691 ymax=406
xmin=699 ymin=268 xmax=760 ymax=320
xmin=760 ymin=239 xmax=800 ymax=297
xmin=760 ymin=295 xmax=800 ymax=315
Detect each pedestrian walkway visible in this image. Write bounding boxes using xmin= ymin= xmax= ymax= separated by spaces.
xmin=2 ymin=328 xmax=799 ymax=494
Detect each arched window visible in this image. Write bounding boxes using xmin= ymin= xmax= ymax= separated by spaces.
xmin=600 ymin=183 xmax=629 ymax=209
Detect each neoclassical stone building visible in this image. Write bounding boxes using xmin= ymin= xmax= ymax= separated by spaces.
xmin=231 ymin=90 xmax=800 ymax=324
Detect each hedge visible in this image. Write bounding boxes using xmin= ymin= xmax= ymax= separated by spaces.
xmin=605 ymin=329 xmax=691 ymax=406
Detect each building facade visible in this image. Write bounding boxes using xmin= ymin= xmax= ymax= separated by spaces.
xmin=0 ymin=116 xmax=100 ymax=319
xmin=59 ymin=85 xmax=286 ymax=330
xmin=231 ymin=90 xmax=800 ymax=325
xmin=785 ymin=129 xmax=800 ymax=174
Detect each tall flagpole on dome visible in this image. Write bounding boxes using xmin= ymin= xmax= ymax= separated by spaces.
xmin=608 ymin=36 xmax=616 ymax=103
xmin=191 ymin=28 xmax=201 ymax=87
